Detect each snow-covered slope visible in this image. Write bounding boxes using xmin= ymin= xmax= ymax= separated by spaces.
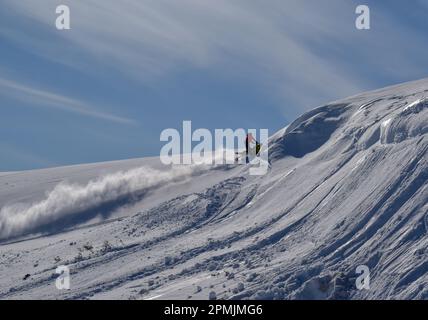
xmin=0 ymin=79 xmax=427 ymax=300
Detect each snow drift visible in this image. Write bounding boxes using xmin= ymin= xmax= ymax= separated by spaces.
xmin=380 ymin=98 xmax=428 ymax=144
xmin=0 ymin=78 xmax=427 ymax=300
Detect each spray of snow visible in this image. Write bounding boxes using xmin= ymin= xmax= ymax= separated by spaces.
xmin=0 ymin=164 xmax=212 ymax=240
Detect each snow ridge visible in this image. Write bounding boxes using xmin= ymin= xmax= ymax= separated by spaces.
xmin=0 ymin=78 xmax=427 ymax=300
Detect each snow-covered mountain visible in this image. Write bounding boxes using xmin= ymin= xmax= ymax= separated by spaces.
xmin=0 ymin=78 xmax=427 ymax=300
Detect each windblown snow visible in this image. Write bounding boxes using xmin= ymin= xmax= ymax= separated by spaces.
xmin=0 ymin=164 xmax=211 ymax=240
xmin=0 ymin=79 xmax=427 ymax=300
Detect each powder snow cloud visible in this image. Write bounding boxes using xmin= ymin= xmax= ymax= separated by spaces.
xmin=0 ymin=164 xmax=211 ymax=240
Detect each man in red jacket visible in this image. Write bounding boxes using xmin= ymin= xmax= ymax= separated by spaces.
xmin=245 ymin=133 xmax=258 ymax=163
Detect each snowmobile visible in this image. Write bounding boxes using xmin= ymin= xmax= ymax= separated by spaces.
xmin=234 ymin=142 xmax=262 ymax=163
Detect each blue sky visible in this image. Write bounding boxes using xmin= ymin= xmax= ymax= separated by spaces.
xmin=1 ymin=0 xmax=428 ymax=171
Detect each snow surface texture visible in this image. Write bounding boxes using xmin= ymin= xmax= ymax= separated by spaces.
xmin=0 ymin=79 xmax=427 ymax=300
xmin=0 ymin=165 xmax=211 ymax=240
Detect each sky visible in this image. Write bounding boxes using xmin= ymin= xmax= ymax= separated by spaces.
xmin=1 ymin=0 xmax=428 ymax=171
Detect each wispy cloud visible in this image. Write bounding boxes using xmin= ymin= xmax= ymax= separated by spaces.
xmin=0 ymin=0 xmax=366 ymax=115
xmin=0 ymin=77 xmax=136 ymax=125
xmin=2 ymin=0 xmax=428 ymax=117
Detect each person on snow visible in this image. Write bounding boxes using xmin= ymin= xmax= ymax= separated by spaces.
xmin=245 ymin=133 xmax=261 ymax=163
